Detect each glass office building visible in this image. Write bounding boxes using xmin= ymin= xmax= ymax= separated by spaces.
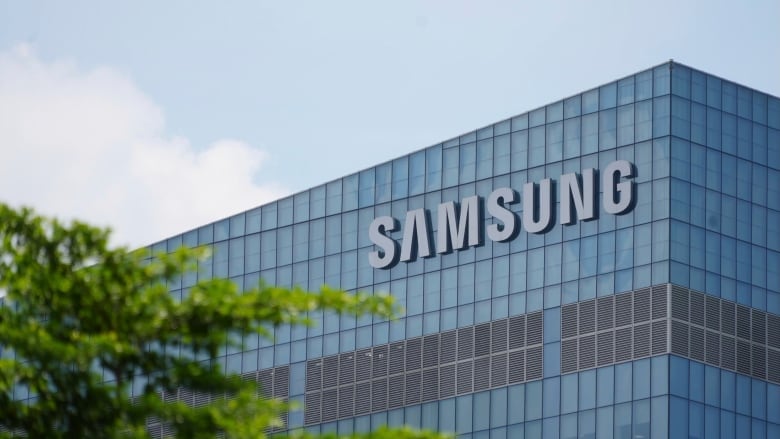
xmin=143 ymin=62 xmax=780 ymax=438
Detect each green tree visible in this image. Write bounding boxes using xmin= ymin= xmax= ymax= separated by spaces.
xmin=0 ymin=204 xmax=447 ymax=439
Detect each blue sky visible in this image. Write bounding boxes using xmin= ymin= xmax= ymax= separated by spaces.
xmin=1 ymin=0 xmax=778 ymax=247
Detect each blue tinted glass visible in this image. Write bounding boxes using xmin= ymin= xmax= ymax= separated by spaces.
xmin=615 ymin=362 xmax=632 ymax=403
xmin=689 ymin=401 xmax=704 ymax=439
xmin=544 ymin=307 xmax=560 ymax=343
xmin=614 ymin=402 xmax=631 ymax=439
xmin=704 ymin=365 xmax=720 ymax=407
xmin=669 ymin=396 xmax=689 ymax=439
xmin=736 ymin=374 xmax=751 ymax=415
xmin=689 ymin=361 xmax=704 ymax=403
xmin=544 ymin=342 xmax=560 ymax=378
xmin=579 ymin=369 xmax=596 ymax=410
xmin=508 ymin=384 xmax=525 ymax=424
xmin=543 ymin=377 xmax=560 ymax=418
xmin=525 ymin=381 xmax=542 ymax=420
xmin=752 ymin=379 xmax=766 ymax=420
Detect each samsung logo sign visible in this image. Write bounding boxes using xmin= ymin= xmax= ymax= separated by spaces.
xmin=368 ymin=160 xmax=636 ymax=269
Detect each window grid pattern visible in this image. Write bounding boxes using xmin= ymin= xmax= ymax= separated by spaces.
xmin=121 ymin=62 xmax=779 ymax=438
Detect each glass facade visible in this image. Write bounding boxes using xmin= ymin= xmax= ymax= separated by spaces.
xmin=137 ymin=62 xmax=779 ymax=438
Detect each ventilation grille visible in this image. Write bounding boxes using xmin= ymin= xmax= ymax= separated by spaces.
xmin=303 ymin=310 xmax=544 ymax=425
xmin=560 ymin=285 xmax=670 ymax=373
xmin=143 ymin=364 xmax=291 ymax=437
xmin=302 ymin=283 xmax=780 ymax=428
xmin=668 ymin=285 xmax=780 ymax=386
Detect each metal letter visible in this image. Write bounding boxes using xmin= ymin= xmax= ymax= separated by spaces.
xmin=522 ymin=179 xmax=553 ymax=234
xmin=400 ymin=208 xmax=433 ymax=262
xmin=603 ymin=160 xmax=635 ymax=215
xmin=560 ymin=169 xmax=596 ymax=225
xmin=368 ymin=216 xmax=399 ymax=269
xmin=487 ymin=187 xmax=518 ymax=242
xmin=436 ymin=195 xmax=482 ymax=254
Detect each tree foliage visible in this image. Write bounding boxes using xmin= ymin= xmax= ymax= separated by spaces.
xmin=0 ymin=204 xmax=448 ymax=439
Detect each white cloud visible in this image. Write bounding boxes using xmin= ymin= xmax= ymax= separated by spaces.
xmin=0 ymin=44 xmax=287 ymax=248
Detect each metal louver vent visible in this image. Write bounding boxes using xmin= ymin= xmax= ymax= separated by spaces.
xmin=338 ymin=385 xmax=354 ymax=418
xmin=355 ymin=382 xmax=371 ymax=415
xmin=721 ymin=336 xmax=736 ymax=371
xmin=615 ymin=293 xmax=632 ymax=327
xmin=736 ymin=306 xmax=751 ymax=340
xmin=671 ymin=320 xmax=688 ymax=356
xmin=356 ymin=349 xmax=372 ymax=382
xmin=295 ymin=283 xmax=780 ymax=426
xmin=526 ymin=311 xmax=543 ymax=345
xmin=615 ymin=327 xmax=632 ymax=362
xmin=321 ymin=388 xmax=338 ymax=421
xmin=671 ymin=285 xmax=688 ymax=320
xmin=597 ymin=331 xmax=614 ymax=366
xmin=422 ymin=368 xmax=438 ymax=401
xmin=192 ymin=391 xmax=209 ymax=407
xmin=492 ymin=320 xmax=508 ymax=353
xmin=258 ymin=369 xmax=273 ymax=397
xmin=562 ymin=304 xmax=578 ymax=338
xmin=388 ymin=375 xmax=404 ymax=408
xmin=371 ymin=379 xmax=387 ymax=411
xmin=306 ymin=361 xmax=322 ymax=392
xmin=705 ymin=296 xmax=720 ymax=331
xmin=405 ymin=371 xmax=422 ymax=405
xmin=475 ymin=323 xmax=491 ymax=357
xmin=579 ymin=335 xmax=596 ymax=369
xmin=651 ymin=321 xmax=667 ymax=355
xmin=509 ymin=315 xmax=526 ymax=349
xmin=561 ymin=339 xmax=578 ymax=373
xmin=322 ymin=355 xmax=339 ymax=388
xmin=474 ymin=356 xmax=491 ymax=391
xmin=339 ymin=353 xmax=355 ymax=385
xmin=457 ymin=361 xmax=473 ymax=394
xmin=372 ymin=345 xmax=388 ymax=378
xmin=439 ymin=364 xmax=456 ymax=397
xmin=508 ymin=350 xmax=525 ymax=383
xmin=440 ymin=330 xmax=457 ymax=363
xmin=274 ymin=365 xmax=289 ymax=397
xmin=525 ymin=346 xmax=543 ymax=380
xmin=406 ymin=338 xmax=422 ymax=371
xmin=148 ymin=425 xmax=162 ymax=439
xmin=769 ymin=315 xmax=780 ymax=350
xmin=597 ymin=296 xmax=614 ymax=331
xmin=389 ymin=342 xmax=405 ymax=375
xmin=752 ymin=310 xmax=766 ymax=344
xmin=689 ymin=326 xmax=705 ymax=361
xmin=736 ymin=340 xmax=751 ymax=375
xmin=423 ymin=334 xmax=439 ymax=368
xmin=751 ymin=346 xmax=766 ymax=379
xmin=634 ymin=288 xmax=651 ymax=323
xmin=769 ymin=350 xmax=780 ymax=383
xmin=721 ymin=302 xmax=736 ymax=335
xmin=689 ymin=291 xmax=705 ymax=326
xmin=178 ymin=388 xmax=193 ymax=406
xmin=633 ymin=323 xmax=651 ymax=358
xmin=491 ymin=353 xmax=508 ymax=387
xmin=579 ymin=300 xmax=596 ymax=334
xmin=705 ymin=331 xmax=720 ymax=365
xmin=651 ymin=285 xmax=667 ymax=319
xmin=458 ymin=327 xmax=474 ymax=360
